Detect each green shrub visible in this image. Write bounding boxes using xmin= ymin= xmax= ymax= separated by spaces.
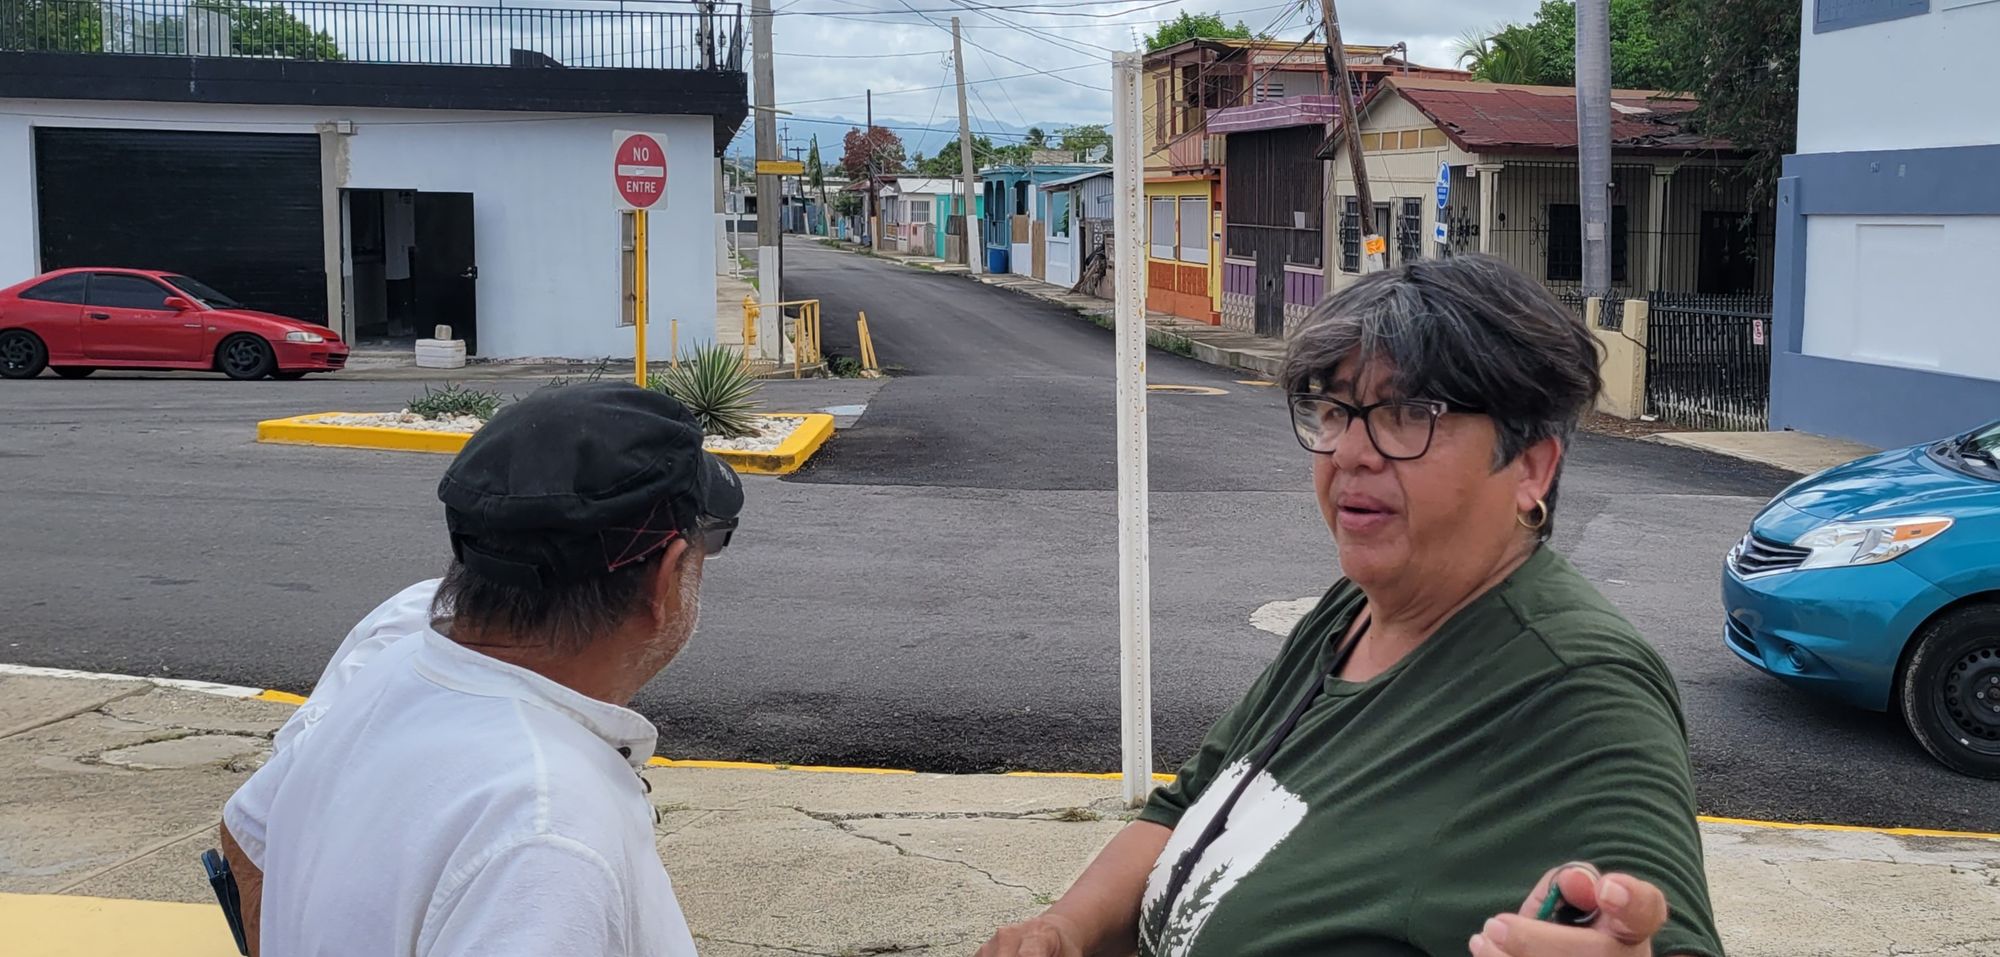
xmin=648 ymin=344 xmax=763 ymax=439
xmin=406 ymin=382 xmax=503 ymax=421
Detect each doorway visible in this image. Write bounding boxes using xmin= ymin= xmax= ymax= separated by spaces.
xmin=342 ymin=189 xmax=479 ymax=354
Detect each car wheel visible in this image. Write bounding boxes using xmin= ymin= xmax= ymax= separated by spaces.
xmin=217 ymin=335 xmax=276 ymax=380
xmin=52 ymin=367 xmax=95 ymax=379
xmin=0 ymin=329 xmax=48 ymax=379
xmin=1900 ymin=603 xmax=2000 ymax=779
xmin=271 ymin=371 xmax=308 ymax=380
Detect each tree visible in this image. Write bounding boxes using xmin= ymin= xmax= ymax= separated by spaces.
xmin=839 ymin=125 xmax=906 ymax=180
xmin=806 ymin=135 xmax=830 ymax=234
xmin=1057 ymin=124 xmax=1112 ymax=162
xmin=1025 ymin=126 xmax=1047 ymax=148
xmin=200 ymin=1 xmax=342 ymax=61
xmin=1 ymin=0 xmax=103 ymax=52
xmin=1467 ymin=0 xmax=1667 ymax=89
xmin=1142 ymin=11 xmax=1250 ymax=52
xmin=1653 ymin=0 xmax=1799 ymax=202
xmin=1455 ymin=25 xmax=1544 ymax=84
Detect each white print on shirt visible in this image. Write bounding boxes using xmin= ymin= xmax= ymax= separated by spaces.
xmin=1138 ymin=759 xmax=1309 ymax=957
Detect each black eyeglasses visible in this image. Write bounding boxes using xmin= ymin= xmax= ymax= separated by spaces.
xmin=693 ymin=514 xmax=738 ymax=557
xmin=1288 ymin=394 xmax=1466 ymax=460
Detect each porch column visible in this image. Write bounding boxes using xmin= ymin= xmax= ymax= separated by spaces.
xmin=1474 ymin=163 xmax=1502 ymax=254
xmin=315 ymin=121 xmax=353 ymax=341
xmin=1645 ymin=165 xmax=1679 ymax=293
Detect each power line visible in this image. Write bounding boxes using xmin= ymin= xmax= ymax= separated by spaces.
xmin=942 ymin=0 xmax=1121 ymax=57
xmin=776 ymin=48 xmax=951 ymax=58
xmin=768 ymin=0 xmax=1183 ymax=17
xmin=892 ymin=0 xmax=1107 ymax=90
xmin=771 ymin=59 xmax=1101 ymax=108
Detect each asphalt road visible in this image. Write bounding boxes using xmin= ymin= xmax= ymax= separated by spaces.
xmin=2 ymin=241 xmax=1993 ymax=831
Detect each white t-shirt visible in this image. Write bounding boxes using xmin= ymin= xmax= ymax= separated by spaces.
xmin=223 ymin=580 xmax=698 ymax=957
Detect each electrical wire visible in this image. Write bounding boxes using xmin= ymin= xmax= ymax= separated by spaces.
xmin=770 ymin=59 xmax=1100 ymax=108
xmin=889 ymin=0 xmax=1107 ymax=91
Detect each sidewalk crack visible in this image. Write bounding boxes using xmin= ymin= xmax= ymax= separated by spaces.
xmin=0 ymin=683 xmax=152 ymax=742
xmin=794 ymin=808 xmax=1037 ymax=894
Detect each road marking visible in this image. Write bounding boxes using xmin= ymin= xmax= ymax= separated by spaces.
xmin=1250 ymin=598 xmax=1318 ymax=636
xmin=1147 ymin=384 xmax=1228 ymax=396
xmin=12 ymin=662 xmax=1997 ymax=840
xmin=1235 ymin=379 xmax=1276 ymax=387
xmin=0 ymin=893 xmax=238 ymax=957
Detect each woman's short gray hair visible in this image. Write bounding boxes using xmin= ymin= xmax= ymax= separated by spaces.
xmin=1282 ymin=254 xmax=1603 ymax=538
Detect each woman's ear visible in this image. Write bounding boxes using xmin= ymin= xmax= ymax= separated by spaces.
xmin=1515 ymin=436 xmax=1563 ymax=513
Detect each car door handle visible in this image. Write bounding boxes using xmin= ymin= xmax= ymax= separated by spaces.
xmin=183 ymin=322 xmax=202 ymax=328
xmin=88 ymin=312 xmax=110 ymax=320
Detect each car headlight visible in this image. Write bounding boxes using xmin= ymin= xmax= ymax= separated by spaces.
xmin=1795 ymin=516 xmax=1953 ymax=570
xmin=285 ymin=331 xmax=326 ymax=343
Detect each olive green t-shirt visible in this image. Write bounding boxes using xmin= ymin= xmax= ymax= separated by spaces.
xmin=1136 ymin=547 xmax=1722 ymax=957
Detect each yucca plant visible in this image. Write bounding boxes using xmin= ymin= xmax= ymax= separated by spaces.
xmin=406 ymin=382 xmax=503 ymax=421
xmin=648 ymin=344 xmax=763 ymax=439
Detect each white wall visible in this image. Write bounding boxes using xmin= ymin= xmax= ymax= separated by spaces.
xmin=1797 ymin=0 xmax=2000 ymax=153
xmin=0 ymin=100 xmax=716 ymax=359
xmin=1801 ymin=214 xmax=2000 ymax=382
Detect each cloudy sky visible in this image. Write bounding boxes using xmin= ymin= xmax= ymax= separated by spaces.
xmin=754 ymin=0 xmax=1543 ymax=158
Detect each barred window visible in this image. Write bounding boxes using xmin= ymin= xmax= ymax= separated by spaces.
xmin=1338 ymin=196 xmax=1360 ymax=273
xmin=1396 ymin=197 xmax=1422 ymax=264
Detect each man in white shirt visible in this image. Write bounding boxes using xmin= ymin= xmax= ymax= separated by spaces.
xmin=218 ymin=381 xmax=743 ymax=956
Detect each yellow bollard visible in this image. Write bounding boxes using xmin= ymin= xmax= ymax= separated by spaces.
xmin=742 ymin=294 xmax=759 ymax=349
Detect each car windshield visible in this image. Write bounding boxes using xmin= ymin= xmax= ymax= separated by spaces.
xmin=164 ymin=275 xmax=242 ymax=309
xmin=1940 ymin=422 xmax=2000 ymax=475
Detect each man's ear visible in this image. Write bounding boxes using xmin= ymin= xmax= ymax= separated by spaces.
xmin=649 ymin=538 xmax=694 ymax=619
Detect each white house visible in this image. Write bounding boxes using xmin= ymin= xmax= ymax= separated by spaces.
xmin=0 ymin=1 xmax=747 ymax=361
xmin=1771 ymin=0 xmax=2000 ymax=444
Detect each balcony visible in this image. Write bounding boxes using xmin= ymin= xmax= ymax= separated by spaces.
xmin=1161 ymin=130 xmax=1222 ymax=173
xmin=0 ymin=0 xmax=747 ymax=124
xmin=1 ymin=0 xmax=742 ymax=71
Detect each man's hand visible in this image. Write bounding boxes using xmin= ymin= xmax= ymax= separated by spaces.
xmin=975 ymin=913 xmax=1086 ymax=957
xmin=1467 ymin=864 xmax=1671 ymax=957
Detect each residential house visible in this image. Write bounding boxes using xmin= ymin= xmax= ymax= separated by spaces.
xmin=1317 ymin=79 xmax=1772 ymax=317
xmin=978 ymin=163 xmax=1110 ymax=278
xmin=1767 ymin=0 xmax=2000 ymax=446
xmin=1142 ymin=37 xmax=1464 ymax=325
xmin=0 ymin=0 xmax=746 ymax=359
xmin=1038 ymin=168 xmax=1112 ymax=288
xmin=872 ymin=177 xmax=980 ymax=260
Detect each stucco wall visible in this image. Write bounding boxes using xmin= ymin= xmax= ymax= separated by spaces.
xmin=1798 ymin=0 xmax=2000 ymax=154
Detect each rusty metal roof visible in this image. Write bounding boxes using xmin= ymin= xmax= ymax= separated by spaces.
xmin=1318 ymin=78 xmax=1735 ymax=157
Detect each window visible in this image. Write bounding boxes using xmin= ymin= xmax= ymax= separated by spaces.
xmin=1396 ymin=198 xmax=1423 ymax=264
xmin=1544 ymin=204 xmax=1629 ymax=282
xmin=87 ymin=273 xmax=174 ymax=310
xmin=1155 ymin=76 xmax=1169 ymax=144
xmin=166 ymin=275 xmax=240 ymax=309
xmin=1339 ymin=197 xmax=1360 ymax=273
xmin=1013 ymin=182 xmax=1028 ymax=216
xmin=21 ymin=273 xmax=87 ymax=304
xmin=1697 ymin=211 xmax=1759 ymax=294
xmin=1177 ymin=196 xmax=1208 ymax=264
xmin=1150 ymin=197 xmax=1176 ymax=260
xmin=909 ymin=201 xmax=930 ymax=224
xmin=1050 ymin=192 xmax=1072 ymax=238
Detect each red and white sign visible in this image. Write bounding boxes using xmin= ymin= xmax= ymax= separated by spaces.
xmin=613 ymin=130 xmax=668 ymax=211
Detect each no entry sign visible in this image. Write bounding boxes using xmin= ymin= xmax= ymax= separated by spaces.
xmin=613 ymin=130 xmax=667 ymax=210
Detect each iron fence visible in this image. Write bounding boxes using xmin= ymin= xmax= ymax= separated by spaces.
xmin=1645 ymin=291 xmax=1773 ymax=431
xmin=0 ymin=0 xmax=743 ymax=70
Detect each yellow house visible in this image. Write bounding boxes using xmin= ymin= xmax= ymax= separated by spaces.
xmin=1142 ymin=39 xmax=1227 ymax=323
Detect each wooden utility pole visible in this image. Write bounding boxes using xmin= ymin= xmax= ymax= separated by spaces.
xmin=1322 ymin=0 xmax=1385 ymax=272
xmin=952 ymin=18 xmax=981 ymax=273
xmin=866 ymin=89 xmax=876 ymax=248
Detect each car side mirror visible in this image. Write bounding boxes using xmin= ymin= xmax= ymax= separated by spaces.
xmin=163 ymin=296 xmax=193 ymax=311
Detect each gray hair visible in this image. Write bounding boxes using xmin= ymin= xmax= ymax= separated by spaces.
xmin=1282 ymin=254 xmax=1604 ymax=539
xmin=432 ymin=537 xmax=688 ymax=655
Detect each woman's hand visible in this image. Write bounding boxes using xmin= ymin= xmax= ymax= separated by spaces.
xmin=1467 ymin=865 xmax=1671 ymax=957
xmin=975 ymin=913 xmax=1085 ymax=957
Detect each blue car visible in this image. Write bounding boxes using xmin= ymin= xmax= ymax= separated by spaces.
xmin=1724 ymin=420 xmax=2000 ymax=778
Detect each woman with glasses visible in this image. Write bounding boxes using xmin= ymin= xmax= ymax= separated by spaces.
xmin=980 ymin=256 xmax=1722 ymax=957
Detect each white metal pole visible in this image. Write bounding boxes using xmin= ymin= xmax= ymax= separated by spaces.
xmin=1110 ymin=50 xmax=1153 ymax=807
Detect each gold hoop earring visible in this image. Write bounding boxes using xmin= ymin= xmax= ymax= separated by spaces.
xmin=1518 ymin=498 xmax=1549 ymax=531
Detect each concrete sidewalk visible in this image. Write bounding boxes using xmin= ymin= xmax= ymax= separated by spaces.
xmin=1650 ymin=430 xmax=1881 ymax=474
xmin=6 ymin=669 xmax=1999 ymax=956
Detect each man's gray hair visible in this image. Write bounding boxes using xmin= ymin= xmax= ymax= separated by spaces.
xmin=1282 ymin=254 xmax=1604 ymax=538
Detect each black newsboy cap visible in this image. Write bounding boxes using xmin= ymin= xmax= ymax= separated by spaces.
xmin=437 ymin=381 xmax=744 ymax=587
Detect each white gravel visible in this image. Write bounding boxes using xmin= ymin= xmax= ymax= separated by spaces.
xmin=302 ymin=412 xmax=808 ymax=452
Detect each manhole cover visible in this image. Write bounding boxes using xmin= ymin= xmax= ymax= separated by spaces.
xmin=1147 ymin=384 xmax=1228 ymax=396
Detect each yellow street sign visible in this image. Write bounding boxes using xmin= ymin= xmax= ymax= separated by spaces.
xmin=757 ymin=160 xmax=805 ymax=175
xmin=1363 ymin=235 xmax=1388 ymax=257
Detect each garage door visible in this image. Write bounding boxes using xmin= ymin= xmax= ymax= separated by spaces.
xmin=35 ymin=128 xmax=326 ymax=324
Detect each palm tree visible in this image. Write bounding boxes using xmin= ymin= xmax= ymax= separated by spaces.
xmin=1457 ymin=25 xmax=1543 ymax=84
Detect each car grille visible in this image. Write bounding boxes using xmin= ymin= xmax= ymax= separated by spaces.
xmin=1732 ymin=533 xmax=1810 ymax=576
xmin=321 ymin=352 xmax=347 ymax=367
xmin=1725 ymin=617 xmax=1759 ymax=658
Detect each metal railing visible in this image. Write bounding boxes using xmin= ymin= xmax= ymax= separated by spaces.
xmin=1645 ymin=291 xmax=1774 ymax=431
xmin=0 ymin=0 xmax=744 ymax=70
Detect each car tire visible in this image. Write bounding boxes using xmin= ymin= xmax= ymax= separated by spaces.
xmin=1900 ymin=603 xmax=2000 ymax=779
xmin=52 ymin=367 xmax=95 ymax=379
xmin=217 ymin=335 xmax=276 ymax=380
xmin=271 ymin=371 xmax=308 ymax=380
xmin=0 ymin=329 xmax=48 ymax=379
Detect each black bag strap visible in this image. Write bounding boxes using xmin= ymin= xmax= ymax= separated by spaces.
xmin=1143 ymin=616 xmax=1369 ymax=950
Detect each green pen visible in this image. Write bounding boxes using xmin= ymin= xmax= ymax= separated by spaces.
xmin=1535 ymin=862 xmax=1601 ymax=927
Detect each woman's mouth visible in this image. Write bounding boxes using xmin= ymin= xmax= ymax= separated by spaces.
xmin=1334 ymin=495 xmax=1397 ymax=532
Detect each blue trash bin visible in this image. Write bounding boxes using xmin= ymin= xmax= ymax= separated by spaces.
xmin=986 ymin=247 xmax=1010 ymax=274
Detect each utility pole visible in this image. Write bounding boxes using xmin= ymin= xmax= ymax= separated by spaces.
xmin=1110 ymin=50 xmax=1151 ymax=807
xmin=866 ymin=88 xmax=876 ymax=249
xmin=1576 ymin=0 xmax=1612 ymax=299
xmin=952 ymin=18 xmax=981 ymax=274
xmin=1322 ymin=0 xmax=1385 ymax=272
xmin=751 ymin=0 xmax=781 ymax=358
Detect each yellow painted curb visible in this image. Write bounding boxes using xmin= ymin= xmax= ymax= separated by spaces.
xmin=0 ymin=893 xmax=239 ymax=956
xmin=254 ymin=688 xmax=308 ymax=705
xmin=1696 ymin=815 xmax=2000 ymax=842
xmin=253 ymin=412 xmax=836 ymax=475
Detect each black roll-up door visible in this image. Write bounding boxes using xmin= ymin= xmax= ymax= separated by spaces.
xmin=34 ymin=128 xmax=326 ymax=323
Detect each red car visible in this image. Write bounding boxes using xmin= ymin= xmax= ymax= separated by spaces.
xmin=0 ymin=268 xmax=348 ymax=380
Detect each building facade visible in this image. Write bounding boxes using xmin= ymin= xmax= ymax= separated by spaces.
xmin=0 ymin=0 xmax=746 ymax=360
xmin=1768 ymin=0 xmax=2000 ymax=446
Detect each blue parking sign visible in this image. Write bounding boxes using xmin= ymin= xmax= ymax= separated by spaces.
xmin=1435 ymin=163 xmax=1450 ymax=210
